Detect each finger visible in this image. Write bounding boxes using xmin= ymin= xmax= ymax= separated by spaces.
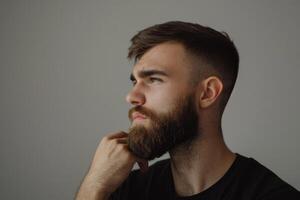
xmin=115 ymin=137 xmax=128 ymax=144
xmin=105 ymin=131 xmax=128 ymax=140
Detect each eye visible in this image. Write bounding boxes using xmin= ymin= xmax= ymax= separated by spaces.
xmin=131 ymin=80 xmax=137 ymax=86
xmin=149 ymin=77 xmax=162 ymax=83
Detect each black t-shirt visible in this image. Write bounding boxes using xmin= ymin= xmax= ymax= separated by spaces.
xmin=110 ymin=154 xmax=299 ymax=200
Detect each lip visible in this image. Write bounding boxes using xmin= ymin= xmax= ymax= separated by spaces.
xmin=132 ymin=112 xmax=147 ymax=120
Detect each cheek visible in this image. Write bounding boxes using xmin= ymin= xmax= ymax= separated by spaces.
xmin=146 ymin=86 xmax=179 ymax=113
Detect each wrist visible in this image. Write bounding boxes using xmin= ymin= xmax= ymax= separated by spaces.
xmin=76 ymin=173 xmax=111 ymax=200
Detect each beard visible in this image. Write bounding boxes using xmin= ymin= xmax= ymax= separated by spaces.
xmin=127 ymin=93 xmax=199 ymax=160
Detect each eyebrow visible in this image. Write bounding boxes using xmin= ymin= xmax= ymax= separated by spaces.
xmin=130 ymin=69 xmax=169 ymax=81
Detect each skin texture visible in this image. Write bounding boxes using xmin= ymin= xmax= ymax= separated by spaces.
xmin=127 ymin=42 xmax=236 ymax=196
xmin=127 ymin=84 xmax=199 ymax=160
xmin=75 ymin=132 xmax=148 ymax=200
xmin=76 ymin=42 xmax=236 ymax=199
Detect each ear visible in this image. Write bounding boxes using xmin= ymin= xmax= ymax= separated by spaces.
xmin=199 ymin=76 xmax=223 ymax=109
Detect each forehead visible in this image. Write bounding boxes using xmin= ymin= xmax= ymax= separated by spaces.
xmin=132 ymin=42 xmax=192 ymax=77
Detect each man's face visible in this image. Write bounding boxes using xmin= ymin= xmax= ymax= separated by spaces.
xmin=126 ymin=42 xmax=200 ymax=160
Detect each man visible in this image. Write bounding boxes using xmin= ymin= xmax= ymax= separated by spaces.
xmin=76 ymin=21 xmax=299 ymax=200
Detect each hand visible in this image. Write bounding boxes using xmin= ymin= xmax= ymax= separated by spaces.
xmin=76 ymin=132 xmax=148 ymax=200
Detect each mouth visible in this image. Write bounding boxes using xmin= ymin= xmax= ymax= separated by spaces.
xmin=133 ymin=117 xmax=146 ymax=121
xmin=132 ymin=112 xmax=147 ymax=121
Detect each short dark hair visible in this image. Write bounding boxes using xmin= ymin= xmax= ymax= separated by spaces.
xmin=128 ymin=21 xmax=239 ymax=114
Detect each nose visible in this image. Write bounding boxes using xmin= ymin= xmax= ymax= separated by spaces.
xmin=126 ymin=85 xmax=146 ymax=106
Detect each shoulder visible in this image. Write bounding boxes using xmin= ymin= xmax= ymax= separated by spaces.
xmin=235 ymin=154 xmax=300 ymax=199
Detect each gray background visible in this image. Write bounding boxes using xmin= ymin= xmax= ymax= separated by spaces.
xmin=1 ymin=0 xmax=299 ymax=199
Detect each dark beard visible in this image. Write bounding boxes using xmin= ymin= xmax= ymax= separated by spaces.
xmin=127 ymin=93 xmax=199 ymax=160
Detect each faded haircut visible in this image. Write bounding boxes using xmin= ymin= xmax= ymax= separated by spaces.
xmin=127 ymin=21 xmax=239 ymax=114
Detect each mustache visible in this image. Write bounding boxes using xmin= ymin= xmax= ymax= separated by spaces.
xmin=128 ymin=106 xmax=156 ymax=121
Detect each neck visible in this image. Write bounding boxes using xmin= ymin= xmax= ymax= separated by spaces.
xmin=169 ymin=127 xmax=236 ymax=197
